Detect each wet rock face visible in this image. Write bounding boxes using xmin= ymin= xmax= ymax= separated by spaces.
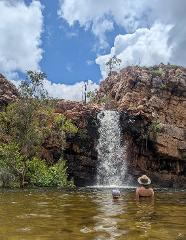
xmin=55 ymin=100 xmax=101 ymax=186
xmin=0 ymin=74 xmax=18 ymax=109
xmin=98 ymin=64 xmax=186 ymax=187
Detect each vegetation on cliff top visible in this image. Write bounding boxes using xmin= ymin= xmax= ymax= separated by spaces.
xmin=0 ymin=71 xmax=77 ymax=188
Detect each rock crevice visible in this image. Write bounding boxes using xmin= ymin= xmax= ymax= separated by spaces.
xmin=98 ymin=64 xmax=186 ymax=187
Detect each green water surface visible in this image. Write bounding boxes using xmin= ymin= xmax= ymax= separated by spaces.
xmin=0 ymin=188 xmax=185 ymax=240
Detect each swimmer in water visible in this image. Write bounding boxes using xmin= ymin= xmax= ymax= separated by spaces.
xmin=112 ymin=189 xmax=121 ymax=199
xmin=136 ymin=175 xmax=154 ymax=200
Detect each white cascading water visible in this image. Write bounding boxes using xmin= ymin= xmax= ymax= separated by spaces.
xmin=96 ymin=110 xmax=128 ymax=187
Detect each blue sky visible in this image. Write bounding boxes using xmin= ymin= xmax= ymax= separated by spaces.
xmin=39 ymin=0 xmax=101 ymax=85
xmin=26 ymin=0 xmax=125 ymax=85
xmin=0 ymin=0 xmax=185 ymax=100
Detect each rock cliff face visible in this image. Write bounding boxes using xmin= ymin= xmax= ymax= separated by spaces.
xmin=0 ymin=74 xmax=18 ymax=109
xmin=55 ymin=100 xmax=101 ymax=186
xmin=54 ymin=65 xmax=186 ymax=187
xmin=1 ymin=65 xmax=186 ymax=187
xmin=98 ymin=64 xmax=186 ymax=187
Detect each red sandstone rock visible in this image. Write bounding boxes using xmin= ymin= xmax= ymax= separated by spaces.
xmin=0 ymin=74 xmax=18 ymax=108
xmin=98 ymin=64 xmax=186 ymax=187
xmin=98 ymin=64 xmax=186 ymax=161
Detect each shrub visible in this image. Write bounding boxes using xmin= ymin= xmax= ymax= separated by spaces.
xmin=87 ymin=90 xmax=97 ymax=103
xmin=160 ymin=83 xmax=167 ymax=90
xmin=0 ymin=142 xmax=27 ymax=187
xmin=105 ymin=55 xmax=122 ymax=75
xmin=151 ymin=68 xmax=164 ymax=78
xmin=152 ymin=122 xmax=161 ymax=132
xmin=0 ymin=170 xmax=15 ymax=188
xmin=27 ymin=157 xmax=74 ymax=188
xmin=59 ymin=116 xmax=78 ymax=136
xmin=149 ymin=121 xmax=162 ymax=136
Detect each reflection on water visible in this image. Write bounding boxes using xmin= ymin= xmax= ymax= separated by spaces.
xmin=93 ymin=192 xmax=126 ymax=239
xmin=135 ymin=199 xmax=155 ymax=239
xmin=0 ymin=189 xmax=185 ymax=240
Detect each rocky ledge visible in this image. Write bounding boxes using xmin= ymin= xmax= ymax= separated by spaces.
xmin=98 ymin=64 xmax=186 ymax=187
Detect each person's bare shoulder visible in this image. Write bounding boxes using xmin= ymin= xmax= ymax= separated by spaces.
xmin=149 ymin=188 xmax=154 ymax=196
xmin=136 ymin=187 xmax=141 ymax=194
xmin=136 ymin=187 xmax=140 ymax=200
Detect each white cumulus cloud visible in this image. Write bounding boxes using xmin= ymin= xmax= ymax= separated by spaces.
xmin=43 ymin=79 xmax=99 ymax=101
xmin=11 ymin=79 xmax=99 ymax=101
xmin=0 ymin=0 xmax=43 ymax=76
xmin=59 ymin=0 xmax=148 ymax=31
xmin=96 ymin=23 xmax=173 ymax=78
xmin=58 ymin=0 xmax=148 ymax=48
xmin=59 ymin=0 xmax=186 ymax=77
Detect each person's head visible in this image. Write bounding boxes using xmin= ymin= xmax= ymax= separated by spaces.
xmin=112 ymin=189 xmax=121 ymax=199
xmin=137 ymin=175 xmax=151 ymax=188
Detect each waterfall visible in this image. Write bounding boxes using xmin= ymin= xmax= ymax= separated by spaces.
xmin=96 ymin=110 xmax=128 ymax=186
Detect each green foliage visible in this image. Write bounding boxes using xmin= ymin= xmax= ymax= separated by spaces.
xmin=97 ymin=95 xmax=112 ymax=106
xmin=87 ymin=90 xmax=98 ymax=103
xmin=0 ymin=143 xmax=74 ymax=188
xmin=0 ymin=171 xmax=15 ymax=188
xmin=54 ymin=114 xmax=78 ymax=135
xmin=87 ymin=91 xmax=95 ymax=99
xmin=149 ymin=121 xmax=162 ymax=135
xmin=151 ymin=68 xmax=164 ymax=78
xmin=19 ymin=70 xmax=48 ymax=99
xmin=160 ymin=83 xmax=167 ymax=90
xmin=148 ymin=122 xmax=162 ymax=139
xmin=0 ymin=71 xmax=52 ymax=160
xmin=0 ymin=71 xmax=77 ymax=188
xmin=0 ymin=143 xmax=24 ymax=174
xmin=27 ymin=157 xmax=74 ymax=187
xmin=87 ymin=90 xmax=97 ymax=102
xmin=0 ymin=142 xmax=26 ymax=187
xmin=105 ymin=55 xmax=122 ymax=75
xmin=49 ymin=159 xmax=74 ymax=187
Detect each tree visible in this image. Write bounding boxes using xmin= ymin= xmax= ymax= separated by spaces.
xmin=87 ymin=90 xmax=96 ymax=102
xmin=105 ymin=55 xmax=122 ymax=76
xmin=0 ymin=71 xmax=50 ymax=160
xmin=19 ymin=70 xmax=47 ymax=99
xmin=0 ymin=71 xmax=78 ymax=187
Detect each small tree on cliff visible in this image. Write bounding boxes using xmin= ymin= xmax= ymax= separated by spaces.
xmin=0 ymin=71 xmax=77 ymax=187
xmin=105 ymin=55 xmax=122 ymax=76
